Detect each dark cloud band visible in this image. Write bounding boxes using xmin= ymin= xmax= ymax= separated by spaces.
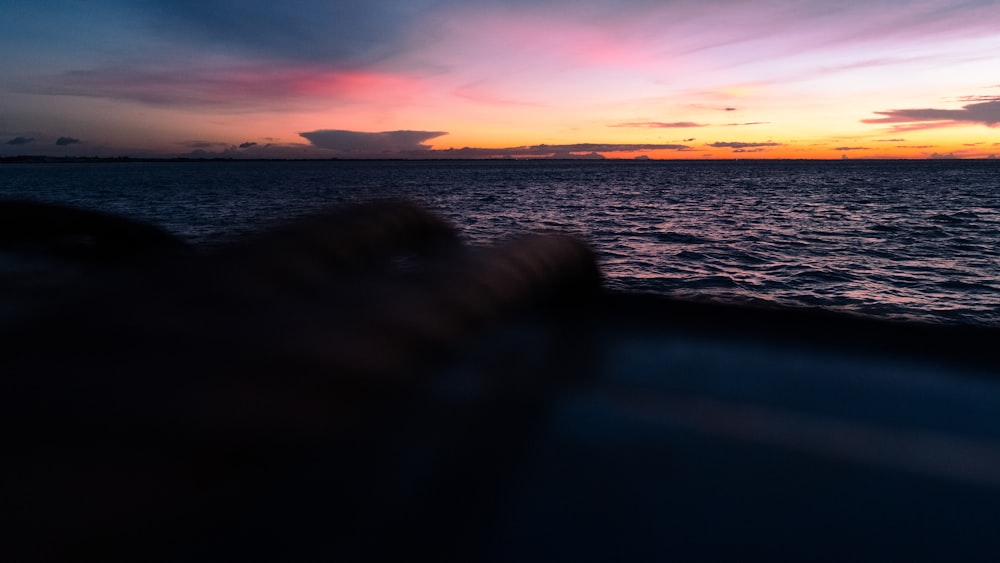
xmin=436 ymin=143 xmax=691 ymax=158
xmin=611 ymin=122 xmax=706 ymax=128
xmin=300 ymin=130 xmax=447 ymax=153
xmin=863 ymin=100 xmax=1000 ymax=129
xmin=298 ymin=130 xmax=691 ymax=157
xmin=707 ymin=141 xmax=781 ymax=149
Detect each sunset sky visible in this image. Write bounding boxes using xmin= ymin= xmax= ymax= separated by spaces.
xmin=2 ymin=0 xmax=999 ymax=159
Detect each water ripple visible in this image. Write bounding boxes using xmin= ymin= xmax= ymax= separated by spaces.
xmin=2 ymin=159 xmax=998 ymax=326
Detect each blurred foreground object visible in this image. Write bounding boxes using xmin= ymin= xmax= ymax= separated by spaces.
xmin=2 ymin=200 xmax=1000 ymax=562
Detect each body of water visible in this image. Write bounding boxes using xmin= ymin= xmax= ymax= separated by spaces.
xmin=2 ymin=159 xmax=998 ymax=326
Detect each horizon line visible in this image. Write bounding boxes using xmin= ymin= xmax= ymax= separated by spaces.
xmin=3 ymin=155 xmax=998 ymax=164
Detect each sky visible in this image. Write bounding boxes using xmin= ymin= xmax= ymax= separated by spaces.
xmin=1 ymin=0 xmax=999 ymax=159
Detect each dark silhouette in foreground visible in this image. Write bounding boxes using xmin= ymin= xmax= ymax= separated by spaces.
xmin=2 ymin=200 xmax=999 ymax=562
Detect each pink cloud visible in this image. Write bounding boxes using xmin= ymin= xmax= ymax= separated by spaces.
xmin=438 ymin=10 xmax=665 ymax=74
xmin=501 ymin=21 xmax=655 ymax=68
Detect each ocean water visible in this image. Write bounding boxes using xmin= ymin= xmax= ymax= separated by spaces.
xmin=1 ymin=159 xmax=998 ymax=326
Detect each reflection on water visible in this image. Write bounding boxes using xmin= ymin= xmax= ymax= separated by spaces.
xmin=1 ymin=159 xmax=998 ymax=325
